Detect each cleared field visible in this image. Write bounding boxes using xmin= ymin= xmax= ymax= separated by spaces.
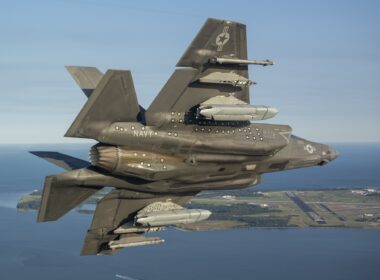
xmin=186 ymin=190 xmax=380 ymax=230
xmin=17 ymin=189 xmax=380 ymax=230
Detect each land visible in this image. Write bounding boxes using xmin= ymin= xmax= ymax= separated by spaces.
xmin=17 ymin=188 xmax=380 ymax=230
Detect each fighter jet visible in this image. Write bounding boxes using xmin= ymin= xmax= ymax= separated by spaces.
xmin=31 ymin=18 xmax=338 ymax=255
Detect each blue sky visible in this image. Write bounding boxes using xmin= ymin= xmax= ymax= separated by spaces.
xmin=0 ymin=0 xmax=379 ymax=144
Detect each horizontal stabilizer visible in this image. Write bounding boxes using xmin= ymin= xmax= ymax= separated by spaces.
xmin=66 ymin=66 xmax=103 ymax=97
xmin=65 ymin=70 xmax=140 ymax=139
xmin=38 ymin=172 xmax=103 ymax=222
xmin=30 ymin=151 xmax=90 ymax=171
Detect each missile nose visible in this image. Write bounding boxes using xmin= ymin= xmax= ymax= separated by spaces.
xmin=267 ymin=107 xmax=279 ymax=119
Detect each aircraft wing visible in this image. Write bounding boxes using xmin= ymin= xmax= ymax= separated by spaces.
xmin=145 ymin=18 xmax=251 ymax=126
xmin=81 ymin=189 xmax=196 ymax=255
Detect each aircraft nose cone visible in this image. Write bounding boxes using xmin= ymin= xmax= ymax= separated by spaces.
xmin=328 ymin=147 xmax=339 ymax=161
xmin=323 ymin=147 xmax=339 ymax=163
xmin=319 ymin=146 xmax=339 ymax=166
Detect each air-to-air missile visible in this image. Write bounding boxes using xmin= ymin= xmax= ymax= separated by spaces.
xmin=108 ymin=235 xmax=165 ymax=250
xmin=31 ymin=18 xmax=338 ymax=255
xmin=210 ymin=57 xmax=274 ymax=66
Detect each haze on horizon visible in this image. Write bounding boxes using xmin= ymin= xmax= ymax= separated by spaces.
xmin=0 ymin=0 xmax=379 ymax=144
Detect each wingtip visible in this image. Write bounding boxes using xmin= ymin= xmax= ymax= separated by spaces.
xmin=29 ymin=151 xmax=42 ymax=156
xmin=29 ymin=151 xmax=52 ymax=157
xmin=65 ymin=65 xmax=79 ymax=73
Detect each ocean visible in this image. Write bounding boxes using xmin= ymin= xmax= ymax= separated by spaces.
xmin=0 ymin=143 xmax=379 ymax=280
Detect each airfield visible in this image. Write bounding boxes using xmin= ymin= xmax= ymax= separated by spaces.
xmin=18 ymin=188 xmax=380 ymax=229
xmin=182 ymin=189 xmax=380 ymax=230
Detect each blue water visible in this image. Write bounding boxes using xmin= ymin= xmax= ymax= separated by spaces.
xmin=0 ymin=143 xmax=379 ymax=280
xmin=258 ymin=143 xmax=380 ymax=190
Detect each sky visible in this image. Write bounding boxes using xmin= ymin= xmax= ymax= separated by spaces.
xmin=0 ymin=0 xmax=379 ymax=144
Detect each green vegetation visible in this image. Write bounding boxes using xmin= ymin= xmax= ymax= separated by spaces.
xmin=298 ymin=190 xmax=380 ymax=204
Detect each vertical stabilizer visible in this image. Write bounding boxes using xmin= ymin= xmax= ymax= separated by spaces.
xmin=65 ymin=70 xmax=140 ymax=139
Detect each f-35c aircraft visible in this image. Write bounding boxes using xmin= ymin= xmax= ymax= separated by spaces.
xmin=32 ymin=18 xmax=338 ymax=255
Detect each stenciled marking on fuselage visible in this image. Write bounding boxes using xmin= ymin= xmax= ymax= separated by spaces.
xmin=133 ymin=130 xmax=154 ymax=138
xmin=262 ymin=130 xmax=276 ymax=139
xmin=216 ymin=25 xmax=230 ymax=51
xmin=278 ymin=131 xmax=291 ymax=143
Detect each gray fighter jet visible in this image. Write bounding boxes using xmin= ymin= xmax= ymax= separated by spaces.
xmin=31 ymin=18 xmax=338 ymax=255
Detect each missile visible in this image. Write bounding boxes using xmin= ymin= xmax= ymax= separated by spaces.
xmin=198 ymin=104 xmax=278 ymax=121
xmin=210 ymin=57 xmax=274 ymax=66
xmin=109 ymin=235 xmax=164 ymax=249
xmin=136 ymin=208 xmax=212 ymax=227
xmin=114 ymin=223 xmax=165 ymax=234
